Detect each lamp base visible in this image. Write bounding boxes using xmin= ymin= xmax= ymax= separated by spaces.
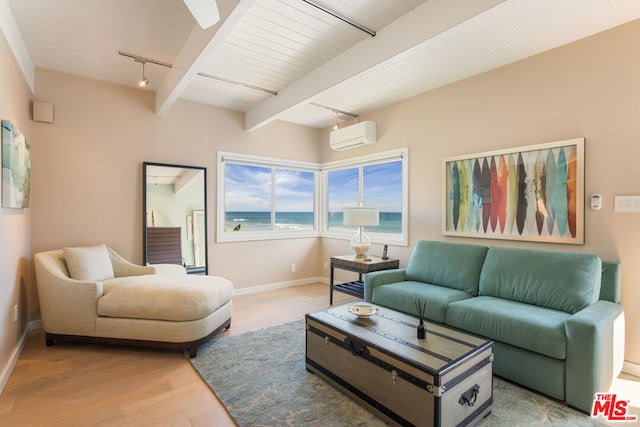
xmin=350 ymin=228 xmax=371 ymax=258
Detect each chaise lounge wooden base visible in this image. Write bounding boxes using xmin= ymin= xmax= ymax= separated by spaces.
xmin=44 ymin=318 xmax=231 ymax=358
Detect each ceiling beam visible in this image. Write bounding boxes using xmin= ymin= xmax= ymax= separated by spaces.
xmin=174 ymin=169 xmax=202 ymax=195
xmin=245 ymin=0 xmax=507 ymax=132
xmin=155 ymin=0 xmax=253 ymax=115
xmin=0 ymin=0 xmax=34 ymax=93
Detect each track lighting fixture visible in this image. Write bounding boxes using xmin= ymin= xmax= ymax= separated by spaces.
xmin=197 ymin=72 xmax=278 ymax=95
xmin=310 ymin=102 xmax=358 ymax=129
xmin=138 ymin=61 xmax=149 ymax=88
xmin=118 ymin=51 xmax=173 ymax=89
xmin=301 ymin=0 xmax=376 ymax=37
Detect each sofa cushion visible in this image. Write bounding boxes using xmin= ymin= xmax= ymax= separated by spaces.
xmin=372 ymin=281 xmax=473 ymax=323
xmin=404 ymin=241 xmax=488 ymax=296
xmin=479 ymin=247 xmax=602 ymax=314
xmin=446 ymin=296 xmax=570 ymax=359
xmin=63 ymin=244 xmax=115 ymax=282
xmin=98 ymin=274 xmax=233 ymax=322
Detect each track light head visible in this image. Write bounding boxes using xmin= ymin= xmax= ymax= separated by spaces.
xmin=137 ymin=62 xmax=149 ymax=88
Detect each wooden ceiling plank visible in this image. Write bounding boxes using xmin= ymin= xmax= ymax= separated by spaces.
xmin=245 ymin=0 xmax=508 ymax=131
xmin=155 ymin=0 xmax=248 ymax=115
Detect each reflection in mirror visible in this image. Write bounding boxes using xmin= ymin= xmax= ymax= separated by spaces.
xmin=143 ymin=162 xmax=207 ymax=274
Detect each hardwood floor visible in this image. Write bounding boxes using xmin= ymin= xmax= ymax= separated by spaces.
xmin=0 ymin=283 xmax=358 ymax=427
xmin=2 ymin=283 xmax=639 ymax=426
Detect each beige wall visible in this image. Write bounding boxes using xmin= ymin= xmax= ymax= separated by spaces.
xmin=22 ymin=17 xmax=640 ymax=370
xmin=30 ymin=69 xmax=323 ymax=289
xmin=321 ymin=19 xmax=640 ymax=366
xmin=0 ymin=36 xmax=32 ymax=386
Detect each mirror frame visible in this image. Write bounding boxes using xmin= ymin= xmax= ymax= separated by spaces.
xmin=143 ymin=161 xmax=208 ymax=274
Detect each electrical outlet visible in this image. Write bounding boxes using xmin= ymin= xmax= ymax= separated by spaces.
xmin=290 ymin=263 xmax=296 ymax=273
xmin=323 ymin=261 xmax=328 ymax=270
xmin=13 ymin=305 xmax=18 ymax=323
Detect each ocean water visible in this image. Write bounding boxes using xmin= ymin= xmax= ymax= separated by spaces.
xmin=225 ymin=211 xmax=402 ymax=233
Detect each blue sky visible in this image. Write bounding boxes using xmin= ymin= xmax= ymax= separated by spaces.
xmin=363 ymin=161 xmax=403 ymax=212
xmin=328 ymin=161 xmax=403 ymax=212
xmin=225 ymin=161 xmax=402 ymax=212
xmin=225 ymin=164 xmax=313 ymax=212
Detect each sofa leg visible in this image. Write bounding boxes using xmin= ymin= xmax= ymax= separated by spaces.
xmin=45 ymin=334 xmax=55 ymax=347
xmin=188 ymin=346 xmax=198 ymax=358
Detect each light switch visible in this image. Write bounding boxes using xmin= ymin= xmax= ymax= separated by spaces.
xmin=614 ymin=196 xmax=640 ymax=212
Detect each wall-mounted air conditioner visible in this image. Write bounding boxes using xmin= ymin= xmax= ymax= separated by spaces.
xmin=329 ymin=121 xmax=376 ymax=151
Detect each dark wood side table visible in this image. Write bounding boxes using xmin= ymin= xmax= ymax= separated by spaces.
xmin=330 ymin=255 xmax=399 ymax=305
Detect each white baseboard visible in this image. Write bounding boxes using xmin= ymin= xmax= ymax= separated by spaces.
xmin=0 ymin=320 xmax=38 ymax=394
xmin=30 ymin=319 xmax=42 ymax=330
xmin=623 ymin=360 xmax=640 ymax=378
xmin=233 ymin=276 xmax=328 ymax=296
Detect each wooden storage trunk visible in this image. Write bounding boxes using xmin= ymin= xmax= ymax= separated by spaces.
xmin=305 ymin=304 xmax=493 ymax=427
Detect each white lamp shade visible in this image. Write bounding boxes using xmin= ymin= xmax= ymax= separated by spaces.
xmin=343 ymin=207 xmax=379 ymax=227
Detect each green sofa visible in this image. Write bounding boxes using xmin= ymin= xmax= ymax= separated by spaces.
xmin=364 ymin=240 xmax=625 ymax=413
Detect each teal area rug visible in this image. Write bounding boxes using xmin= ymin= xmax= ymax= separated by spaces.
xmin=190 ymin=321 xmax=604 ymax=426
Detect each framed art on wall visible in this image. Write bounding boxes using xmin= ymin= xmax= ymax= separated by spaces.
xmin=2 ymin=120 xmax=31 ymax=209
xmin=443 ymin=138 xmax=584 ymax=244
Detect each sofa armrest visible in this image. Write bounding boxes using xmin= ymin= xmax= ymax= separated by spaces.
xmin=108 ymin=247 xmax=157 ymax=277
xmin=150 ymin=263 xmax=188 ymax=274
xmin=565 ymin=301 xmax=625 ymax=413
xmin=34 ymin=253 xmax=103 ymax=337
xmin=364 ymin=268 xmax=407 ymax=302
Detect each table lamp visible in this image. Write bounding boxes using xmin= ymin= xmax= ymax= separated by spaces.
xmin=343 ymin=206 xmax=379 ymax=258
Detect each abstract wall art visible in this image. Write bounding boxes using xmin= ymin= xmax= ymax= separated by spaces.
xmin=443 ymin=138 xmax=584 ymax=244
xmin=2 ymin=120 xmax=31 ymax=208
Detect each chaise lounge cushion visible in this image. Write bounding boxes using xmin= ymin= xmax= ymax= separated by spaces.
xmin=63 ymin=243 xmax=115 ymax=282
xmin=98 ymin=274 xmax=233 ymax=322
xmin=446 ymin=296 xmax=570 ymax=359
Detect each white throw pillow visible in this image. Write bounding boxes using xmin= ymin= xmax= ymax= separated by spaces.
xmin=63 ymin=244 xmax=115 ymax=282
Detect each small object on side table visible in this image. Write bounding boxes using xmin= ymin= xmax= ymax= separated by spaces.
xmin=416 ymin=299 xmax=427 ymax=339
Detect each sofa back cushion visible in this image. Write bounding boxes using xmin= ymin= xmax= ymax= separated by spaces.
xmin=600 ymin=262 xmax=621 ymax=303
xmin=405 ymin=241 xmax=488 ymax=295
xmin=479 ymin=247 xmax=602 ymax=314
xmin=63 ymin=243 xmax=115 ymax=282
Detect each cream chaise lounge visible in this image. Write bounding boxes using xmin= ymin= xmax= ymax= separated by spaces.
xmin=34 ymin=244 xmax=233 ymax=357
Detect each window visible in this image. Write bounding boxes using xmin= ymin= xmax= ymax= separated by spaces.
xmin=323 ymin=148 xmax=407 ymax=245
xmin=217 ymin=153 xmax=318 ymax=242
xmin=217 ymin=149 xmax=407 ymax=244
xmin=274 ymin=169 xmax=315 ymax=231
xmin=327 ymin=167 xmax=358 ymax=231
xmin=223 ymin=164 xmax=272 ymax=232
xmin=364 ymin=161 xmax=403 ymax=235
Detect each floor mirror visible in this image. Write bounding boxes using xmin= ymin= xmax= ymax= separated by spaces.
xmin=143 ymin=162 xmax=207 ymax=274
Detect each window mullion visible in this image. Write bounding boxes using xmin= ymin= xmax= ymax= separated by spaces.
xmin=358 ymin=165 xmax=364 ymax=206
xmin=271 ymin=168 xmax=276 ymax=230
